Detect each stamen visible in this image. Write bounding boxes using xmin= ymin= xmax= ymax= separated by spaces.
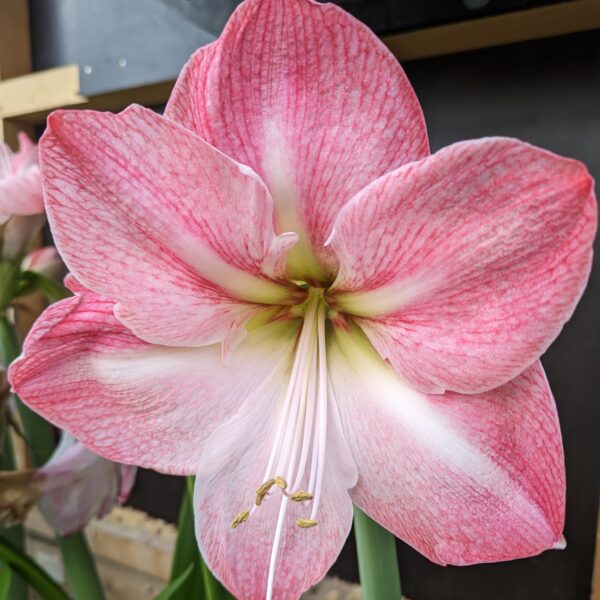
xmin=255 ymin=476 xmax=288 ymax=507
xmin=296 ymin=519 xmax=318 ymax=529
xmin=230 ymin=510 xmax=250 ymax=529
xmin=255 ymin=479 xmax=276 ymax=506
xmin=254 ymin=291 xmax=331 ymax=600
xmin=290 ymin=491 xmax=313 ymax=502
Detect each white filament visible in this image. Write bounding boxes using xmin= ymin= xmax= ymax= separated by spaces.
xmin=264 ymin=293 xmax=329 ymax=600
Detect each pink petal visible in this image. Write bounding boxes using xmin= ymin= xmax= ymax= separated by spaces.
xmin=329 ymin=138 xmax=597 ymax=394
xmin=38 ymin=432 xmax=133 ymax=536
xmin=165 ymin=0 xmax=428 ymax=279
xmin=9 ymin=291 xmax=300 ymax=474
xmin=0 ymin=133 xmax=43 ymax=222
xmin=329 ymin=326 xmax=565 ymax=565
xmin=11 ymin=133 xmax=39 ymax=174
xmin=0 ymin=170 xmax=44 ymax=224
xmin=194 ymin=370 xmax=357 ymax=599
xmin=40 ymin=104 xmax=300 ymax=347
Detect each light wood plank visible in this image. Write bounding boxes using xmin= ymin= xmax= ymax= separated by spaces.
xmin=383 ymin=0 xmax=600 ymax=61
xmin=0 ymin=65 xmax=86 ymax=121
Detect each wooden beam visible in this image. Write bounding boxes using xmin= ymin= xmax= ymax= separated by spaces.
xmin=383 ymin=0 xmax=600 ymax=61
xmin=0 ymin=65 xmax=86 ymax=122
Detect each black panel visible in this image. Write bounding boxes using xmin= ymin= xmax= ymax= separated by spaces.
xmin=30 ymin=0 xmax=570 ymax=95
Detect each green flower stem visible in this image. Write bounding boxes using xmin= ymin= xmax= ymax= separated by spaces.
xmin=354 ymin=506 xmax=402 ymax=600
xmin=170 ymin=477 xmax=233 ymax=600
xmin=56 ymin=533 xmax=104 ymax=600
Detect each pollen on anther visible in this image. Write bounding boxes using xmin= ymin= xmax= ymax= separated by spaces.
xmin=290 ymin=491 xmax=313 ymax=502
xmin=230 ymin=510 xmax=250 ymax=529
xmin=296 ymin=518 xmax=318 ymax=529
xmin=255 ymin=476 xmax=288 ymax=506
xmin=274 ymin=476 xmax=288 ymax=490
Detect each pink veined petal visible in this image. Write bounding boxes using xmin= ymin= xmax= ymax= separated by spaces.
xmin=40 ymin=104 xmax=301 ymax=347
xmin=63 ymin=272 xmax=87 ymax=294
xmin=165 ymin=0 xmax=428 ymax=279
xmin=329 ymin=326 xmax=565 ymax=565
xmin=9 ymin=291 xmax=300 ymax=475
xmin=329 ymin=138 xmax=597 ymax=394
xmin=38 ymin=432 xmax=131 ymax=536
xmin=194 ymin=367 xmax=357 ymax=600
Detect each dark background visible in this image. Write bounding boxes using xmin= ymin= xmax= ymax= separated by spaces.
xmin=29 ymin=2 xmax=600 ymax=598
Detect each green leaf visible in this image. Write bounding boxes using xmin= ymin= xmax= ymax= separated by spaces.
xmin=57 ymin=534 xmax=105 ymax=600
xmin=16 ymin=271 xmax=70 ymax=303
xmin=170 ymin=477 xmax=234 ymax=600
xmin=0 ymin=533 xmax=70 ymax=600
xmin=0 ymin=566 xmax=12 ymax=599
xmin=169 ymin=477 xmax=205 ymax=600
xmin=154 ymin=563 xmax=194 ymax=600
xmin=0 ymin=260 xmax=20 ymax=311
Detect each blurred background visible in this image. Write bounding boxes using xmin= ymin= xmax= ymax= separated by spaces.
xmin=0 ymin=1 xmax=598 ymax=598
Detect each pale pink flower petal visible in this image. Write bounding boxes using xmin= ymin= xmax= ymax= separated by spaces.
xmin=0 ymin=133 xmax=44 ymax=224
xmin=165 ymin=0 xmax=428 ymax=279
xmin=329 ymin=327 xmax=565 ymax=565
xmin=9 ymin=291 xmax=300 ymax=474
xmin=21 ymin=246 xmax=63 ymax=279
xmin=329 ymin=138 xmax=597 ymax=394
xmin=40 ymin=104 xmax=301 ymax=347
xmin=194 ymin=369 xmax=357 ymax=600
xmin=38 ymin=432 xmax=136 ymax=537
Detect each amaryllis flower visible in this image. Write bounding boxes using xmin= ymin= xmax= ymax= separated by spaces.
xmin=0 ymin=431 xmax=136 ymax=536
xmin=0 ymin=133 xmax=44 ymax=225
xmin=9 ymin=0 xmax=597 ymax=598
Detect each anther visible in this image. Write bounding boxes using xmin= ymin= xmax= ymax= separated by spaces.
xmin=255 ymin=476 xmax=288 ymax=506
xmin=296 ymin=518 xmax=318 ymax=528
xmin=290 ymin=491 xmax=313 ymax=502
xmin=255 ymin=479 xmax=276 ymax=506
xmin=274 ymin=476 xmax=287 ymax=490
xmin=230 ymin=510 xmax=250 ymax=529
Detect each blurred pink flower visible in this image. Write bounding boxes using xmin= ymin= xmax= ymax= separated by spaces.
xmin=37 ymin=432 xmax=137 ymax=536
xmin=21 ymin=247 xmax=63 ymax=280
xmin=0 ymin=133 xmax=44 ymax=225
xmin=9 ymin=0 xmax=597 ymax=598
xmin=0 ymin=431 xmax=136 ymax=537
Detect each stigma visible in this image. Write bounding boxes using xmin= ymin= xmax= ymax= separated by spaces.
xmin=229 ymin=289 xmax=331 ymax=599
